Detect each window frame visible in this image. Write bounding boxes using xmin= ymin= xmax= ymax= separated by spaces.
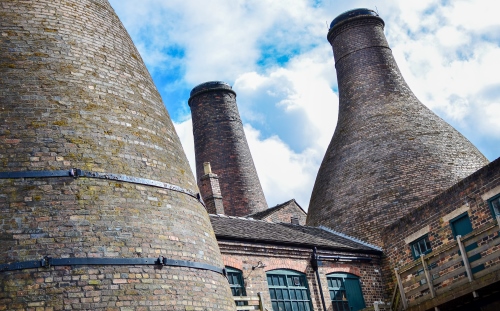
xmin=410 ymin=234 xmax=432 ymax=260
xmin=327 ymin=273 xmax=366 ymax=311
xmin=266 ymin=269 xmax=313 ymax=311
xmin=488 ymin=193 xmax=500 ymax=218
xmin=226 ymin=266 xmax=246 ymax=297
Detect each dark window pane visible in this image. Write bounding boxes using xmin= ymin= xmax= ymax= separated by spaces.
xmin=279 ymin=276 xmax=286 ymax=287
xmin=283 ymin=289 xmax=289 ymax=300
xmin=296 ymin=289 xmax=302 ymax=299
xmin=270 ymin=289 xmax=276 ymax=299
xmin=276 ymin=289 xmax=283 ymax=299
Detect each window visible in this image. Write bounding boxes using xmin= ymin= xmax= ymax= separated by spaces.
xmin=410 ymin=235 xmax=432 ymax=259
xmin=488 ymin=194 xmax=500 ymax=217
xmin=327 ymin=273 xmax=366 ymax=311
xmin=266 ymin=269 xmax=312 ymax=311
xmin=227 ymin=267 xmax=246 ymax=297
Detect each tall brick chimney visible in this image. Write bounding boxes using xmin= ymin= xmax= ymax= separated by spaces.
xmin=0 ymin=1 xmax=234 ymax=309
xmin=306 ymin=9 xmax=489 ymax=246
xmin=189 ymin=81 xmax=268 ymax=216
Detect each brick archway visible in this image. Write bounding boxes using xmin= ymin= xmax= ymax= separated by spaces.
xmin=321 ymin=263 xmax=361 ymax=277
xmin=222 ymin=255 xmax=244 ymax=271
xmin=263 ymin=259 xmax=309 ymax=273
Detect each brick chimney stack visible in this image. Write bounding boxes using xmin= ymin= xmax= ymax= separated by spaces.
xmin=200 ymin=162 xmax=225 ymax=214
xmin=306 ymin=8 xmax=488 ymax=246
xmin=189 ymin=81 xmax=268 ymax=216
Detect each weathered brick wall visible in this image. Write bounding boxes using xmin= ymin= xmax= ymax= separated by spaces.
xmin=219 ymin=241 xmax=386 ymax=310
xmin=381 ymin=157 xmax=500 ymax=294
xmin=258 ymin=200 xmax=307 ymax=225
xmin=307 ymin=10 xmax=489 ymax=247
xmin=189 ymin=82 xmax=268 ymax=217
xmin=0 ymin=1 xmax=234 ymax=310
xmin=200 ymin=173 xmax=225 ymax=214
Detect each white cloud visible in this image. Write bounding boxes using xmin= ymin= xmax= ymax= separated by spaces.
xmin=244 ymin=124 xmax=319 ymax=208
xmin=112 ymin=0 xmax=500 ymax=210
xmin=173 ymin=118 xmax=195 ymax=175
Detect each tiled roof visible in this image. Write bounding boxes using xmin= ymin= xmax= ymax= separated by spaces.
xmin=210 ymin=214 xmax=381 ymax=253
xmin=245 ymin=199 xmax=306 ymax=220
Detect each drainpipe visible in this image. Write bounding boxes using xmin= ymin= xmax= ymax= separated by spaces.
xmin=312 ymin=247 xmax=327 ymax=311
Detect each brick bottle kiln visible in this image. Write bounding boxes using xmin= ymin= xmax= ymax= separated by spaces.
xmin=0 ymin=1 xmax=234 ymax=310
xmin=306 ymin=9 xmax=489 ymax=246
xmin=189 ymin=82 xmax=267 ymax=217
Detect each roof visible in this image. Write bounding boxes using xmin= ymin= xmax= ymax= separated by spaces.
xmin=210 ymin=214 xmax=381 ymax=253
xmin=245 ymin=199 xmax=306 ymax=220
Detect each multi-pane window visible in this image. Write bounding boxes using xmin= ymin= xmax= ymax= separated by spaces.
xmin=266 ymin=269 xmax=312 ymax=311
xmin=327 ymin=273 xmax=366 ymax=311
xmin=328 ymin=276 xmax=349 ymax=311
xmin=227 ymin=267 xmax=246 ymax=297
xmin=410 ymin=235 xmax=432 ymax=259
xmin=489 ymin=194 xmax=500 ymax=217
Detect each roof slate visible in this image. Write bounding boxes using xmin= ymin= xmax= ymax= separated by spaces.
xmin=210 ymin=214 xmax=380 ymax=253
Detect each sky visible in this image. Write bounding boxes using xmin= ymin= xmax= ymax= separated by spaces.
xmin=109 ymin=0 xmax=500 ymax=210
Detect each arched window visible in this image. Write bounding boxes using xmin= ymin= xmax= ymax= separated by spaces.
xmin=327 ymin=273 xmax=365 ymax=311
xmin=266 ymin=269 xmax=312 ymax=311
xmin=226 ymin=266 xmax=246 ymax=297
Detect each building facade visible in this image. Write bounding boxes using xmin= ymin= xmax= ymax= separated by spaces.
xmin=212 ymin=215 xmax=385 ymax=311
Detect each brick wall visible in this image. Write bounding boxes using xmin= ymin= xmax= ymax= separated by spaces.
xmin=0 ymin=1 xmax=234 ymax=309
xmin=189 ymin=82 xmax=268 ymax=217
xmin=200 ymin=173 xmax=225 ymax=214
xmin=255 ymin=199 xmax=307 ymax=225
xmin=307 ymin=10 xmax=488 ymax=247
xmin=218 ymin=240 xmax=386 ymax=310
xmin=381 ymin=157 xmax=500 ymax=295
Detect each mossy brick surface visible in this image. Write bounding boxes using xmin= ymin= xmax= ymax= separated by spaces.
xmin=0 ymin=0 xmax=234 ymax=309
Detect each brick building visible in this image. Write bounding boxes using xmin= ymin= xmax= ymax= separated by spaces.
xmin=247 ymin=199 xmax=307 ymax=226
xmin=381 ymin=157 xmax=500 ymax=310
xmin=211 ymin=214 xmax=385 ymax=311
xmin=1 ymin=2 xmax=500 ymax=311
xmin=187 ymin=8 xmax=500 ymax=311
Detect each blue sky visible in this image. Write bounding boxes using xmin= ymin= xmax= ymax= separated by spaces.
xmin=109 ymin=0 xmax=500 ymax=210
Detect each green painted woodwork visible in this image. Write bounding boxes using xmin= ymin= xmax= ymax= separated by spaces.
xmin=227 ymin=267 xmax=246 ymax=297
xmin=450 ymin=213 xmax=484 ymax=274
xmin=410 ymin=235 xmax=432 ymax=260
xmin=327 ymin=273 xmax=366 ymax=311
xmin=488 ymin=194 xmax=500 ymax=217
xmin=266 ymin=269 xmax=312 ymax=311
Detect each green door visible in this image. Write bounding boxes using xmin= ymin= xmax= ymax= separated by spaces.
xmin=327 ymin=273 xmax=366 ymax=311
xmin=450 ymin=213 xmax=484 ymax=274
